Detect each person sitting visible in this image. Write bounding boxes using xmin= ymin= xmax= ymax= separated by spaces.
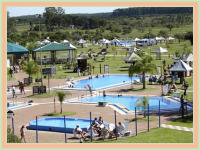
xmin=116 ymin=122 xmax=125 ymax=136
xmin=73 ymin=125 xmax=87 ymax=140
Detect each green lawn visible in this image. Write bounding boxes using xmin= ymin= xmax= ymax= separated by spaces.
xmin=92 ymin=128 xmax=193 ymax=143
xmin=167 ymin=114 xmax=193 ymax=128
xmin=41 ymin=112 xmax=76 ymax=116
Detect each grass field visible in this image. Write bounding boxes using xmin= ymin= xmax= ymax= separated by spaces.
xmin=167 ymin=114 xmax=193 ymax=128
xmin=91 ymin=128 xmax=193 ymax=143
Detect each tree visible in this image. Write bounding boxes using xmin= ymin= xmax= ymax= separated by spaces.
xmin=128 ymin=55 xmax=157 ymax=89
xmin=128 ymin=64 xmax=134 ymax=88
xmin=174 ymin=33 xmax=185 ymax=43
xmin=136 ymin=96 xmax=149 ymax=118
xmin=184 ymin=31 xmax=193 ymax=45
xmin=7 ymin=11 xmax=17 ymax=36
xmin=23 ymin=59 xmax=39 ymax=78
xmin=56 ymin=91 xmax=66 ymax=114
xmin=166 ymin=24 xmax=174 ymax=33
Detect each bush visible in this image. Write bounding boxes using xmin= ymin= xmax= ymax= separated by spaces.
xmin=7 ymin=127 xmax=21 ymax=143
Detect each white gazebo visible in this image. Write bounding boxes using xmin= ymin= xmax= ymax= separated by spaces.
xmin=78 ymin=39 xmax=86 ymax=48
xmin=154 ymin=47 xmax=168 ymax=59
xmin=62 ymin=40 xmax=69 ymax=44
xmin=99 ymin=38 xmax=111 ymax=48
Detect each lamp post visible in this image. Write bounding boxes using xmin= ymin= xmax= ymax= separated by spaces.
xmin=36 ymin=14 xmax=43 ymax=86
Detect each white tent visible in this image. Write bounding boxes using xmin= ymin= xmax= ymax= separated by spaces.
xmin=99 ymin=38 xmax=111 ymax=45
xmin=69 ymin=43 xmax=77 ymax=49
xmin=112 ymin=38 xmax=120 ymax=43
xmin=53 ymin=41 xmax=58 ymax=44
xmin=62 ymin=40 xmax=69 ymax=43
xmin=154 ymin=47 xmax=168 ymax=53
xmin=134 ymin=38 xmax=140 ymax=41
xmin=167 ymin=36 xmax=175 ymax=41
xmin=42 ymin=39 xmax=51 ymax=44
xmin=183 ymin=53 xmax=193 ymax=62
xmin=78 ymin=39 xmax=86 ymax=44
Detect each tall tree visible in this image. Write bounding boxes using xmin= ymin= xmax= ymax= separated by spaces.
xmin=128 ymin=55 xmax=157 ymax=89
xmin=23 ymin=59 xmax=39 ymax=78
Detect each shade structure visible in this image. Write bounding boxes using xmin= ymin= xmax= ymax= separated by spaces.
xmin=78 ymin=39 xmax=86 ymax=44
xmin=62 ymin=40 xmax=69 ymax=43
xmin=112 ymin=38 xmax=120 ymax=43
xmin=42 ymin=39 xmax=50 ymax=44
xmin=167 ymin=36 xmax=175 ymax=41
xmin=99 ymin=38 xmax=110 ymax=44
xmin=7 ymin=42 xmax=29 ymax=54
xmin=124 ymin=52 xmax=142 ymax=63
xmin=170 ymin=59 xmax=192 ymax=72
xmin=182 ymin=53 xmax=193 ymax=62
xmin=134 ymin=38 xmax=140 ymax=41
xmin=154 ymin=47 xmax=168 ymax=53
xmin=33 ymin=42 xmax=76 ymax=52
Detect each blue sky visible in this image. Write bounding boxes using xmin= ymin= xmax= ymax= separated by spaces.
xmin=7 ymin=7 xmax=128 ymax=17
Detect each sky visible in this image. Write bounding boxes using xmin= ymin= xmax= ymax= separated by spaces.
xmin=7 ymin=7 xmax=128 ymax=17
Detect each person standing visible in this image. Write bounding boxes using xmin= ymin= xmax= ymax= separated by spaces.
xmin=12 ymin=85 xmax=16 ymax=98
xmin=20 ymin=125 xmax=26 ymax=143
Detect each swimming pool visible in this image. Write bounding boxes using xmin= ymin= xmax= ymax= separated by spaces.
xmin=73 ymin=74 xmax=140 ymax=90
xmin=7 ymin=103 xmax=31 ymax=110
xmin=27 ymin=117 xmax=92 ymax=133
xmin=80 ymin=95 xmax=191 ymax=112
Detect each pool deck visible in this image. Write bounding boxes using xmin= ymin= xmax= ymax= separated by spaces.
xmin=7 ymin=72 xmax=191 ymax=143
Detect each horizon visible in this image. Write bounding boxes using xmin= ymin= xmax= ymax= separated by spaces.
xmin=7 ymin=7 xmax=129 ymax=17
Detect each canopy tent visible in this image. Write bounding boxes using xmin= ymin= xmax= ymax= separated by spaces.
xmin=99 ymin=38 xmax=111 ymax=44
xmin=78 ymin=39 xmax=86 ymax=44
xmin=167 ymin=36 xmax=175 ymax=41
xmin=62 ymin=40 xmax=69 ymax=43
xmin=182 ymin=53 xmax=193 ymax=62
xmin=154 ymin=47 xmax=168 ymax=53
xmin=33 ymin=42 xmax=76 ymax=64
xmin=134 ymin=38 xmax=140 ymax=41
xmin=7 ymin=42 xmax=28 ymax=54
xmin=170 ymin=60 xmax=192 ymax=72
xmin=42 ymin=39 xmax=50 ymax=44
xmin=124 ymin=52 xmax=142 ymax=63
xmin=111 ymin=38 xmax=121 ymax=46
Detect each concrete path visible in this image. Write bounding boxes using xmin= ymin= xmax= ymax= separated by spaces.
xmin=161 ymin=124 xmax=193 ymax=132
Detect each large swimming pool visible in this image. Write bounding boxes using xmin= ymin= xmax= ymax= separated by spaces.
xmin=27 ymin=117 xmax=91 ymax=133
xmin=81 ymin=95 xmax=190 ymax=111
xmin=73 ymin=74 xmax=140 ymax=90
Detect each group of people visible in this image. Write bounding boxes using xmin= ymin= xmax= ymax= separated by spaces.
xmin=148 ymin=75 xmax=158 ymax=84
xmin=73 ymin=116 xmax=126 ymax=142
xmin=9 ymin=81 xmax=25 ymax=98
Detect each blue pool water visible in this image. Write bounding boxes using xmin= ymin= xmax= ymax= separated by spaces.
xmin=27 ymin=118 xmax=91 ymax=133
xmin=74 ymin=75 xmax=140 ymax=90
xmin=81 ymin=95 xmax=187 ymax=111
xmin=7 ymin=103 xmax=30 ymax=110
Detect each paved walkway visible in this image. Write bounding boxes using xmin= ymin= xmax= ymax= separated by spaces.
xmin=161 ymin=124 xmax=193 ymax=132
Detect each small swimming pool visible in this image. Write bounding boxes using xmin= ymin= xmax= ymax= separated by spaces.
xmin=80 ymin=95 xmax=191 ymax=112
xmin=7 ymin=103 xmax=31 ymax=110
xmin=27 ymin=117 xmax=92 ymax=133
xmin=73 ymin=74 xmax=140 ymax=90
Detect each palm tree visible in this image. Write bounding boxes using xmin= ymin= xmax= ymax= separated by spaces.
xmin=56 ymin=91 xmax=66 ymax=114
xmin=128 ymin=55 xmax=157 ymax=89
xmin=128 ymin=64 xmax=134 ymax=88
xmin=23 ymin=59 xmax=39 ymax=78
xmin=136 ymin=96 xmax=149 ymax=118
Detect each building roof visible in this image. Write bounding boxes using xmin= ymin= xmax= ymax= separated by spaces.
xmin=33 ymin=42 xmax=76 ymax=52
xmin=182 ymin=53 xmax=193 ymax=62
xmin=7 ymin=42 xmax=29 ymax=54
xmin=124 ymin=52 xmax=142 ymax=63
xmin=170 ymin=59 xmax=193 ymax=72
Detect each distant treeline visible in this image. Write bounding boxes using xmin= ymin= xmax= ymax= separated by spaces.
xmin=112 ymin=7 xmax=193 ymax=17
